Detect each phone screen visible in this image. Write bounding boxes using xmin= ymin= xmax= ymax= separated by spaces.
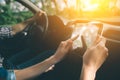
xmin=71 ymin=22 xmax=103 ymax=48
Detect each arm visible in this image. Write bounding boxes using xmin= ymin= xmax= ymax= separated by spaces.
xmin=15 ymin=55 xmax=56 ymax=80
xmin=80 ymin=37 xmax=108 ymax=80
xmin=15 ymin=36 xmax=78 ymax=80
xmin=12 ymin=11 xmax=43 ymax=35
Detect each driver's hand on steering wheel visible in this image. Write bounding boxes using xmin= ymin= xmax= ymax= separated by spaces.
xmin=32 ymin=11 xmax=44 ymax=25
xmin=11 ymin=11 xmax=44 ymax=35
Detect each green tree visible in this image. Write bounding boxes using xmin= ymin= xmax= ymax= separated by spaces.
xmin=0 ymin=0 xmax=33 ymax=25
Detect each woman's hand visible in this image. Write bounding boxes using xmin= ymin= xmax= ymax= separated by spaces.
xmin=53 ymin=35 xmax=79 ymax=63
xmin=83 ymin=37 xmax=108 ymax=70
xmin=80 ymin=36 xmax=108 ymax=80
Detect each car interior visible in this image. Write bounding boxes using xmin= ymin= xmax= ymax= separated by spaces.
xmin=0 ymin=0 xmax=120 ymax=80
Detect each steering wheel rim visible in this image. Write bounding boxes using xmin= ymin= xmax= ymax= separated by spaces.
xmin=41 ymin=11 xmax=48 ymax=39
xmin=17 ymin=0 xmax=49 ymax=40
xmin=43 ymin=12 xmax=48 ymax=39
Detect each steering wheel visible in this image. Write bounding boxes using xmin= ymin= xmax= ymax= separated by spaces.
xmin=27 ymin=11 xmax=48 ymax=41
xmin=17 ymin=0 xmax=48 ymax=41
xmin=41 ymin=12 xmax=48 ymax=39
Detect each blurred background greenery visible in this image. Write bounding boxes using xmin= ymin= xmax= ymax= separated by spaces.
xmin=0 ymin=0 xmax=120 ymax=25
xmin=0 ymin=0 xmax=33 ymax=25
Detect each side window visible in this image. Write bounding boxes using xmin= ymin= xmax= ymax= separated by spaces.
xmin=0 ymin=0 xmax=33 ymax=25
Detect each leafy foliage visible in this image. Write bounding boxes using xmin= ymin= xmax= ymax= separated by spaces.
xmin=0 ymin=3 xmax=33 ymax=25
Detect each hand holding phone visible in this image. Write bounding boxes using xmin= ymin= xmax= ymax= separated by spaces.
xmin=71 ymin=22 xmax=104 ymax=48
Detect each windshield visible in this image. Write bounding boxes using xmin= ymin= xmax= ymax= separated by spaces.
xmin=31 ymin=0 xmax=120 ymax=19
xmin=0 ymin=0 xmax=120 ymax=25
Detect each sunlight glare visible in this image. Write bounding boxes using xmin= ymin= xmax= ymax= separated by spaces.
xmin=81 ymin=0 xmax=99 ymax=11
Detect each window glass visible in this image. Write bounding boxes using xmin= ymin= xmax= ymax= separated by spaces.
xmin=0 ymin=0 xmax=33 ymax=25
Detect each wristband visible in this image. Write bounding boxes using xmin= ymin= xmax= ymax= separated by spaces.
xmin=0 ymin=25 xmax=13 ymax=39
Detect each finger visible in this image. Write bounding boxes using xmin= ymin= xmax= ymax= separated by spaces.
xmin=81 ymin=35 xmax=87 ymax=50
xmin=102 ymin=37 xmax=106 ymax=44
xmin=99 ymin=37 xmax=106 ymax=46
xmin=59 ymin=41 xmax=67 ymax=48
xmin=37 ymin=11 xmax=42 ymax=16
xmin=34 ymin=11 xmax=41 ymax=19
xmin=66 ymin=39 xmax=73 ymax=48
xmin=92 ymin=35 xmax=102 ymax=46
xmin=71 ymin=35 xmax=79 ymax=41
xmin=34 ymin=11 xmax=43 ymax=23
xmin=66 ymin=42 xmax=73 ymax=51
xmin=93 ymin=35 xmax=100 ymax=45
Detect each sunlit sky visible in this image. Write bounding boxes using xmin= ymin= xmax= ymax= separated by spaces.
xmin=0 ymin=0 xmax=120 ymax=12
xmin=56 ymin=0 xmax=120 ymax=11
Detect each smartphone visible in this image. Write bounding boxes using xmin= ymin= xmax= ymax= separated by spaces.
xmin=71 ymin=26 xmax=83 ymax=49
xmin=90 ymin=22 xmax=104 ymax=36
xmin=71 ymin=22 xmax=104 ymax=48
